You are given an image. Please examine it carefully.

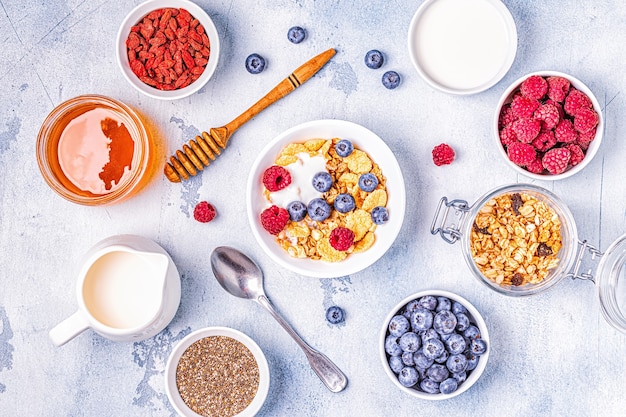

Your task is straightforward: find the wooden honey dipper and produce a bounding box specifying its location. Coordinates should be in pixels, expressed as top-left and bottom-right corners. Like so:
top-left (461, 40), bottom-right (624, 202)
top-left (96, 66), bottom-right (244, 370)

top-left (164, 48), bottom-right (337, 182)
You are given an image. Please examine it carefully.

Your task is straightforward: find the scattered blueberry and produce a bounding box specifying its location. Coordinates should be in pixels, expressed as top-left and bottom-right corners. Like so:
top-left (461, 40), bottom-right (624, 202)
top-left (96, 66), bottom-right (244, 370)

top-left (286, 201), bottom-right (307, 221)
top-left (410, 307), bottom-right (433, 332)
top-left (334, 193), bottom-right (356, 213)
top-left (426, 364), bottom-right (449, 383)
top-left (312, 171), bottom-right (333, 192)
top-left (398, 367), bottom-right (419, 387)
top-left (382, 70), bottom-right (401, 89)
top-left (385, 335), bottom-right (403, 356)
top-left (439, 378), bottom-right (458, 395)
top-left (413, 350), bottom-right (434, 369)
top-left (470, 338), bottom-right (487, 355)
top-left (436, 297), bottom-right (452, 312)
top-left (446, 354), bottom-right (468, 374)
top-left (419, 295), bottom-right (438, 310)
top-left (399, 332), bottom-right (421, 353)
top-left (335, 139), bottom-right (354, 157)
top-left (388, 355), bottom-right (404, 374)
top-left (455, 313), bottom-right (470, 332)
top-left (420, 378), bottom-right (440, 394)
top-left (444, 333), bottom-right (466, 355)
top-left (245, 53), bottom-right (266, 74)
top-left (325, 306), bottom-right (345, 324)
top-left (388, 315), bottom-right (410, 337)
top-left (364, 49), bottom-right (384, 69)
top-left (433, 310), bottom-right (458, 335)
top-left (287, 26), bottom-right (306, 44)
top-left (401, 351), bottom-right (416, 366)
top-left (307, 198), bottom-right (331, 221)
top-left (371, 206), bottom-right (389, 225)
top-left (358, 173), bottom-right (379, 192)
top-left (422, 338), bottom-right (445, 360)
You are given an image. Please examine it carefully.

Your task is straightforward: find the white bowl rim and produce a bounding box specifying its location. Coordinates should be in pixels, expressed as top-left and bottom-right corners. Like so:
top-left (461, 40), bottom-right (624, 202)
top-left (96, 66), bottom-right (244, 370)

top-left (116, 0), bottom-right (220, 100)
top-left (493, 70), bottom-right (604, 180)
top-left (407, 0), bottom-right (517, 95)
top-left (164, 326), bottom-right (270, 417)
top-left (379, 290), bottom-right (490, 400)
top-left (246, 119), bottom-right (406, 278)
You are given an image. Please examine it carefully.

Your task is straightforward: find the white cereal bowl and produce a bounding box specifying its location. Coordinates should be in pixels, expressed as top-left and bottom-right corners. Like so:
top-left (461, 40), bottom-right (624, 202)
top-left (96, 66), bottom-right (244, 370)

top-left (165, 326), bottom-right (270, 417)
top-left (494, 71), bottom-right (604, 180)
top-left (380, 290), bottom-right (490, 400)
top-left (407, 0), bottom-right (517, 95)
top-left (246, 119), bottom-right (406, 278)
top-left (116, 0), bottom-right (220, 100)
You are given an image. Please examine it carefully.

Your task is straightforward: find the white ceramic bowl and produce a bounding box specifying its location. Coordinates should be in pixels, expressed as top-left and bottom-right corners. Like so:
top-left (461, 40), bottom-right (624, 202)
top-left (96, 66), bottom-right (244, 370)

top-left (494, 71), bottom-right (604, 180)
top-left (165, 326), bottom-right (270, 417)
top-left (407, 0), bottom-right (517, 95)
top-left (116, 0), bottom-right (220, 100)
top-left (380, 290), bottom-right (490, 400)
top-left (246, 119), bottom-right (406, 278)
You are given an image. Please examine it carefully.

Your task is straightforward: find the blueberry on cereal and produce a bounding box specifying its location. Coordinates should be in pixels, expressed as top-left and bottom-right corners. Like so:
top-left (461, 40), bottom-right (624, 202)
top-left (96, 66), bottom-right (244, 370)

top-left (307, 198), bottom-right (331, 221)
top-left (371, 206), bottom-right (389, 225)
top-left (333, 193), bottom-right (356, 213)
top-left (287, 201), bottom-right (307, 221)
top-left (335, 139), bottom-right (354, 157)
top-left (312, 172), bottom-right (333, 192)
top-left (358, 173), bottom-right (378, 192)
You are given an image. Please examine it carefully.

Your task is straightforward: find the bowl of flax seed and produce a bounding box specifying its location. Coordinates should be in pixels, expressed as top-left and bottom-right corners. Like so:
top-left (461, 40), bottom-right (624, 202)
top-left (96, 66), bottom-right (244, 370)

top-left (165, 327), bottom-right (270, 417)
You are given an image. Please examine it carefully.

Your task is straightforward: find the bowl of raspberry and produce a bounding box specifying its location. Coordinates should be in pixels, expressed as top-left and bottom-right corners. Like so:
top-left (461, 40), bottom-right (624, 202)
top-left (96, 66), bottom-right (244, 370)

top-left (246, 119), bottom-right (406, 278)
top-left (494, 71), bottom-right (603, 180)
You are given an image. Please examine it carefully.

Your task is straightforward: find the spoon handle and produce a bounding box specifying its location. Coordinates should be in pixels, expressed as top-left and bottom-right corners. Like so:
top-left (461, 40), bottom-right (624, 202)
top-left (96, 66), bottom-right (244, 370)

top-left (257, 295), bottom-right (348, 393)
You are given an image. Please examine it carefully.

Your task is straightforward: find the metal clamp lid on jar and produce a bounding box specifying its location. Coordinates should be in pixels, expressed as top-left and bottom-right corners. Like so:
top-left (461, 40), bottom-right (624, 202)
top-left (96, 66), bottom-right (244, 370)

top-left (429, 183), bottom-right (626, 334)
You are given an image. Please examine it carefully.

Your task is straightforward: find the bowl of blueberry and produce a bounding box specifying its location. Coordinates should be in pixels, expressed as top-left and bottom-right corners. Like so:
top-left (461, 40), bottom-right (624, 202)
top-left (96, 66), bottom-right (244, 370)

top-left (380, 290), bottom-right (490, 399)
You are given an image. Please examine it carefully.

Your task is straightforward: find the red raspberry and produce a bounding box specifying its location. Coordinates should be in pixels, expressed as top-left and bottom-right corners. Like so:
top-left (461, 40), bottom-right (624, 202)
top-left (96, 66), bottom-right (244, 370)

top-left (554, 119), bottom-right (578, 143)
top-left (511, 94), bottom-right (540, 119)
top-left (507, 142), bottom-right (536, 166)
top-left (260, 205), bottom-right (289, 235)
top-left (545, 99), bottom-right (565, 119)
top-left (262, 165), bottom-right (292, 192)
top-left (526, 156), bottom-right (545, 174)
top-left (498, 104), bottom-right (517, 128)
top-left (573, 107), bottom-right (599, 133)
top-left (533, 103), bottom-right (560, 129)
top-left (532, 130), bottom-right (557, 152)
top-left (542, 148), bottom-right (571, 175)
top-left (565, 143), bottom-right (585, 166)
top-left (499, 125), bottom-right (517, 146)
top-left (577, 127), bottom-right (597, 150)
top-left (193, 201), bottom-right (217, 223)
top-left (432, 143), bottom-right (455, 166)
top-left (511, 118), bottom-right (541, 143)
top-left (520, 75), bottom-right (548, 100)
top-left (329, 227), bottom-right (355, 251)
top-left (564, 88), bottom-right (592, 116)
top-left (546, 76), bottom-right (570, 102)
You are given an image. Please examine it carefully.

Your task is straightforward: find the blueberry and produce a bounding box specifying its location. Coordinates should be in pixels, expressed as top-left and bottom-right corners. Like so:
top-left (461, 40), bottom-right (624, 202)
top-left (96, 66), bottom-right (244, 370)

top-left (410, 308), bottom-right (433, 332)
top-left (427, 364), bottom-right (449, 383)
top-left (444, 333), bottom-right (467, 355)
top-left (436, 296), bottom-right (452, 312)
top-left (333, 193), bottom-right (355, 213)
top-left (422, 338), bottom-right (445, 360)
top-left (382, 70), bottom-right (400, 89)
top-left (439, 378), bottom-right (458, 395)
top-left (358, 173), bottom-right (378, 192)
top-left (311, 172), bottom-right (332, 192)
top-left (388, 315), bottom-right (410, 337)
top-left (446, 353), bottom-right (468, 374)
top-left (434, 349), bottom-right (449, 364)
top-left (452, 371), bottom-right (467, 384)
top-left (287, 26), bottom-right (306, 44)
top-left (388, 355), bottom-right (404, 374)
top-left (335, 139), bottom-right (353, 157)
top-left (433, 310), bottom-right (458, 335)
top-left (420, 328), bottom-right (439, 344)
top-left (325, 306), bottom-right (344, 324)
top-left (364, 49), bottom-right (384, 69)
top-left (401, 351), bottom-right (415, 366)
top-left (463, 325), bottom-right (481, 340)
top-left (465, 353), bottom-right (479, 371)
top-left (419, 295), bottom-right (438, 310)
top-left (413, 350), bottom-right (434, 369)
top-left (286, 201), bottom-right (307, 222)
top-left (398, 366), bottom-right (419, 387)
top-left (399, 332), bottom-right (421, 353)
top-left (452, 301), bottom-right (468, 315)
top-left (371, 206), bottom-right (389, 225)
top-left (455, 313), bottom-right (470, 332)
top-left (245, 53), bottom-right (266, 74)
top-left (402, 299), bottom-right (421, 319)
top-left (385, 335), bottom-right (402, 356)
top-left (470, 338), bottom-right (488, 355)
top-left (420, 378), bottom-right (440, 394)
top-left (307, 198), bottom-right (331, 221)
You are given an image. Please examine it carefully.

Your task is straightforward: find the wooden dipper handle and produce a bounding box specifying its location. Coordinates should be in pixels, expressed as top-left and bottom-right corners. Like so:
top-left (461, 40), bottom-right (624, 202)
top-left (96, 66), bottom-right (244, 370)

top-left (164, 48), bottom-right (337, 182)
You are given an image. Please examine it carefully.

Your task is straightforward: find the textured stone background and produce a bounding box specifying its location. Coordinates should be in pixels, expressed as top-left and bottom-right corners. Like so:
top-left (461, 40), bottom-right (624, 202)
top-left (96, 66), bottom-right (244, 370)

top-left (1, 0), bottom-right (625, 415)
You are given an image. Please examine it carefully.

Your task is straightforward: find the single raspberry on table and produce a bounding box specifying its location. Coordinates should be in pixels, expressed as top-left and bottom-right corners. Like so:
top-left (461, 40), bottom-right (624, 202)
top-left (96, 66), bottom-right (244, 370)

top-left (555, 119), bottom-right (578, 143)
top-left (533, 103), bottom-right (561, 129)
top-left (499, 125), bottom-right (518, 146)
top-left (262, 165), bottom-right (292, 192)
top-left (520, 75), bottom-right (548, 100)
top-left (532, 130), bottom-right (557, 152)
top-left (542, 148), bottom-right (571, 175)
top-left (564, 89), bottom-right (593, 116)
top-left (499, 104), bottom-right (518, 128)
top-left (566, 143), bottom-right (585, 166)
top-left (547, 76), bottom-right (571, 102)
top-left (511, 118), bottom-right (541, 143)
top-left (573, 107), bottom-right (599, 133)
top-left (193, 201), bottom-right (217, 223)
top-left (511, 94), bottom-right (540, 119)
top-left (432, 143), bottom-right (455, 166)
top-left (507, 141), bottom-right (536, 166)
top-left (526, 156), bottom-right (545, 174)
top-left (260, 205), bottom-right (290, 235)
top-left (329, 227), bottom-right (355, 251)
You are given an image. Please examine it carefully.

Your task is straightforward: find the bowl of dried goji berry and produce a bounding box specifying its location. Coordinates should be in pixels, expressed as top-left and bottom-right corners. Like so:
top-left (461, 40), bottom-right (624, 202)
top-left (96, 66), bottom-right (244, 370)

top-left (116, 0), bottom-right (220, 100)
top-left (494, 71), bottom-right (603, 180)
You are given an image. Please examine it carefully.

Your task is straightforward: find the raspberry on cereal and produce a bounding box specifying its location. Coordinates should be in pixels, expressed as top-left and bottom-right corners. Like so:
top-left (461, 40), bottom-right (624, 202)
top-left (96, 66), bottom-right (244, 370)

top-left (520, 75), bottom-right (548, 100)
top-left (526, 156), bottom-right (545, 174)
top-left (564, 89), bottom-right (592, 116)
top-left (542, 148), bottom-right (571, 175)
top-left (511, 94), bottom-right (540, 119)
top-left (500, 125), bottom-right (518, 147)
top-left (499, 104), bottom-right (518, 128)
top-left (565, 143), bottom-right (585, 166)
top-left (511, 118), bottom-right (541, 143)
top-left (506, 142), bottom-right (536, 166)
top-left (554, 119), bottom-right (578, 143)
top-left (533, 103), bottom-right (561, 129)
top-left (193, 201), bottom-right (217, 223)
top-left (329, 227), bottom-right (355, 252)
top-left (547, 76), bottom-right (571, 102)
top-left (573, 107), bottom-right (599, 133)
top-left (263, 165), bottom-right (292, 192)
top-left (260, 205), bottom-right (290, 235)
top-left (432, 143), bottom-right (455, 166)
top-left (532, 130), bottom-right (557, 152)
